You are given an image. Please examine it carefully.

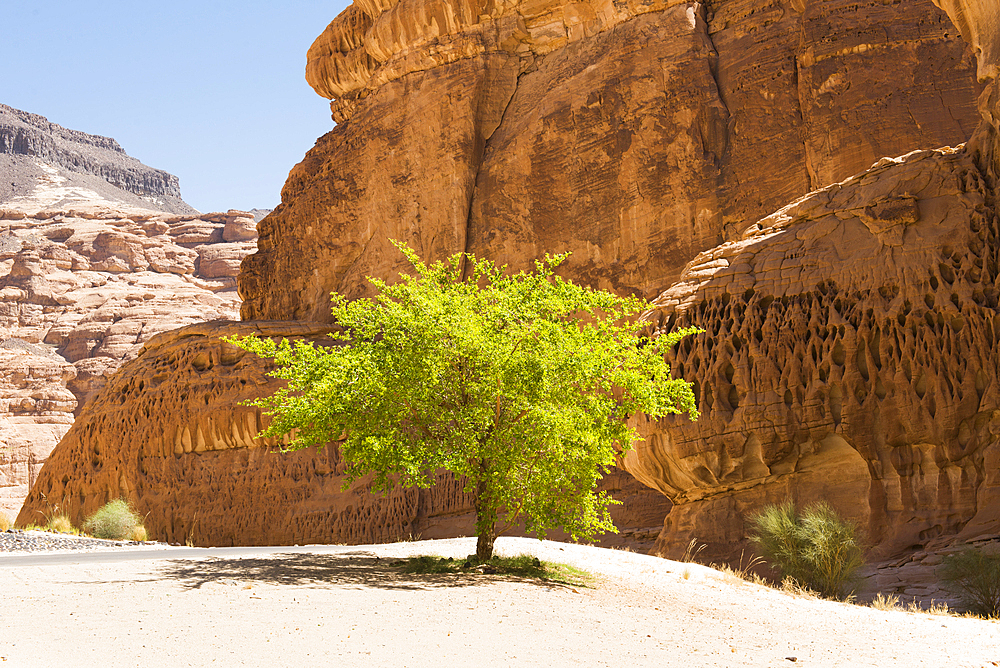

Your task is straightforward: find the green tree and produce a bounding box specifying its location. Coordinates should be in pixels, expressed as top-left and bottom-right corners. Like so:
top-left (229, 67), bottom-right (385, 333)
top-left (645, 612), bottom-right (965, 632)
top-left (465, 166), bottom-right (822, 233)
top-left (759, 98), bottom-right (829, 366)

top-left (229, 241), bottom-right (700, 560)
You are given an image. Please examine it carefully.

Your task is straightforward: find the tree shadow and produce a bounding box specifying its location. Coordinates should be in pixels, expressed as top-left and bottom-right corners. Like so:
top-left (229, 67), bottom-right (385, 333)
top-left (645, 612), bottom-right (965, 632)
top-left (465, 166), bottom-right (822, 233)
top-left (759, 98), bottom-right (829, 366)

top-left (158, 551), bottom-right (561, 591)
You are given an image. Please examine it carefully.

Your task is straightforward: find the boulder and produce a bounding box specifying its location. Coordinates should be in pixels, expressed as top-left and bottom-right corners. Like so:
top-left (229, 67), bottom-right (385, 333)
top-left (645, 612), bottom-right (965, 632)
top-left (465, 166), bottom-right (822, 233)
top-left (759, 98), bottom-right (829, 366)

top-left (197, 242), bottom-right (256, 280)
top-left (222, 215), bottom-right (257, 242)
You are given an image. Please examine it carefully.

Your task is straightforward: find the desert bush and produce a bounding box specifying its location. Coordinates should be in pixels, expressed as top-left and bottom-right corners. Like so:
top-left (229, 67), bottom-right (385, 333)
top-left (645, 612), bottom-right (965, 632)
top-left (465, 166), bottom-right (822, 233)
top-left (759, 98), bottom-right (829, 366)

top-left (83, 500), bottom-right (146, 541)
top-left (0, 512), bottom-right (10, 532)
top-left (941, 548), bottom-right (1000, 618)
top-left (869, 592), bottom-right (902, 611)
top-left (46, 513), bottom-right (75, 534)
top-left (749, 500), bottom-right (864, 598)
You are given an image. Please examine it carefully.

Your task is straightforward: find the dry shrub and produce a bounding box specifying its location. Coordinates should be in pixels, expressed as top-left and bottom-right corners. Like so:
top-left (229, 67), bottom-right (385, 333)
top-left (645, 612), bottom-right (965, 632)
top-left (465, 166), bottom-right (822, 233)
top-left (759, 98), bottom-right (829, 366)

top-left (941, 548), bottom-right (1000, 618)
top-left (748, 500), bottom-right (864, 599)
top-left (870, 592), bottom-right (902, 611)
top-left (0, 513), bottom-right (10, 532)
top-left (47, 514), bottom-right (75, 534)
top-left (83, 500), bottom-right (146, 541)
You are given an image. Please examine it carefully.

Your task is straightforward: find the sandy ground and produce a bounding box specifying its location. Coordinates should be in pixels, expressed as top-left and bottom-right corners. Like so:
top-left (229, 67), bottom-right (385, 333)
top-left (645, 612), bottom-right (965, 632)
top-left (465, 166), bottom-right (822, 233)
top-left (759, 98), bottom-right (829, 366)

top-left (0, 537), bottom-right (997, 667)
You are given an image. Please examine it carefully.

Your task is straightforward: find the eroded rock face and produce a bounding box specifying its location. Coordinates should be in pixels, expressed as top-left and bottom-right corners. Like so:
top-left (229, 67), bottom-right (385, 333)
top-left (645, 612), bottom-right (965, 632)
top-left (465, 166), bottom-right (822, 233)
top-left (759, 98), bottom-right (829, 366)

top-left (612, 0), bottom-right (1000, 566)
top-left (0, 205), bottom-right (256, 517)
top-left (0, 341), bottom-right (76, 518)
top-left (240, 0), bottom-right (981, 321)
top-left (627, 145), bottom-right (1000, 561)
top-left (15, 321), bottom-right (664, 548)
top-left (933, 0), bottom-right (1000, 193)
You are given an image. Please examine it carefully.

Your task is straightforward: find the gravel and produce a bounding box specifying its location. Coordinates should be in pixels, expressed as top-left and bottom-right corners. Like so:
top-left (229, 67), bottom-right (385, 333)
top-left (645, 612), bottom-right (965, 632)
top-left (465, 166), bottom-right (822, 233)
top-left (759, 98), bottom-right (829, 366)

top-left (0, 528), bottom-right (160, 554)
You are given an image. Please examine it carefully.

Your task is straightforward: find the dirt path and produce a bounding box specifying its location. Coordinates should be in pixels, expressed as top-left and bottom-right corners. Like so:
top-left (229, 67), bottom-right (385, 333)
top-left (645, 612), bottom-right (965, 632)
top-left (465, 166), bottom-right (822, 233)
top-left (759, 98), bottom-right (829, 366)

top-left (0, 537), bottom-right (996, 667)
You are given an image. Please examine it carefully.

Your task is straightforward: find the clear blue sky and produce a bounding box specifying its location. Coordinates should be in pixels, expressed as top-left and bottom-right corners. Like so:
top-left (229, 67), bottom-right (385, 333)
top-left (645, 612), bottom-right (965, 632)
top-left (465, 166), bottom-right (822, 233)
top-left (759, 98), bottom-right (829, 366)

top-left (2, 1), bottom-right (352, 213)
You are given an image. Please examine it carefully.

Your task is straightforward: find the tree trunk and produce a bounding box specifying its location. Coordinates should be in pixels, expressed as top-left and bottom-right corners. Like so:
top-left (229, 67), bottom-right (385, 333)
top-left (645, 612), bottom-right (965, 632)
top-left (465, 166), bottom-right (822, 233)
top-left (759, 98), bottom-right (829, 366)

top-left (476, 527), bottom-right (495, 562)
top-left (474, 460), bottom-right (496, 562)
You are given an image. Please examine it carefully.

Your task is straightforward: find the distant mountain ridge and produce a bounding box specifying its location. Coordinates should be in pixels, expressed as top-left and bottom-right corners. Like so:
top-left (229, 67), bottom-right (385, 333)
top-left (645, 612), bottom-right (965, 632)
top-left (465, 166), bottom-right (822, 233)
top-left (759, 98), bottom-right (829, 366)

top-left (0, 103), bottom-right (197, 215)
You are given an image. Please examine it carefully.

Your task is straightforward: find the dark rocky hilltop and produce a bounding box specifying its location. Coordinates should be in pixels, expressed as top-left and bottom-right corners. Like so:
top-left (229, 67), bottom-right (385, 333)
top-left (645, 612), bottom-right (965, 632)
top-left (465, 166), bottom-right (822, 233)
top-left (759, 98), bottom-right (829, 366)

top-left (0, 104), bottom-right (197, 215)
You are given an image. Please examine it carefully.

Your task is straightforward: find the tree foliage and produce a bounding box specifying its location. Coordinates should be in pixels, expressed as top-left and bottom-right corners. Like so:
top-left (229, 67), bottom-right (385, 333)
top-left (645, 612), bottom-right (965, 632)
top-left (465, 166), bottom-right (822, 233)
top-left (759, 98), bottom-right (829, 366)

top-left (229, 242), bottom-right (700, 559)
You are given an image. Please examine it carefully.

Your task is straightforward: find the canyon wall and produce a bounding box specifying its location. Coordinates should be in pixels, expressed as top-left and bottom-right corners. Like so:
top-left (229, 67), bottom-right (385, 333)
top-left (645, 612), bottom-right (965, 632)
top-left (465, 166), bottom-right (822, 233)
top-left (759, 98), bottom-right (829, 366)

top-left (630, 145), bottom-right (1000, 561)
top-left (627, 0), bottom-right (1000, 562)
top-left (240, 0), bottom-right (981, 321)
top-left (0, 204), bottom-right (255, 518)
top-left (19, 0), bottom-right (999, 566)
top-left (0, 105), bottom-right (262, 518)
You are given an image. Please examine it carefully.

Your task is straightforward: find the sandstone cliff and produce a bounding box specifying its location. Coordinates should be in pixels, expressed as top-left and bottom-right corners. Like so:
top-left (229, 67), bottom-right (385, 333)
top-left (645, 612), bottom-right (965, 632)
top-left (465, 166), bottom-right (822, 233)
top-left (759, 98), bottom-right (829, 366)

top-left (622, 0), bottom-right (1000, 565)
top-left (0, 204), bottom-right (256, 517)
top-left (240, 0), bottom-right (981, 321)
top-left (0, 104), bottom-right (196, 216)
top-left (629, 145), bottom-right (1000, 561)
top-left (17, 0), bottom-right (999, 586)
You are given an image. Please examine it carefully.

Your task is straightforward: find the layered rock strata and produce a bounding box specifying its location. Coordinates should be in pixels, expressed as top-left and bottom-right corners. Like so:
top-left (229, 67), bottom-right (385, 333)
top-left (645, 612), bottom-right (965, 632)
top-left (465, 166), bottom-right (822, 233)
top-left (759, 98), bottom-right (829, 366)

top-left (0, 205), bottom-right (256, 517)
top-left (0, 104), bottom-right (196, 215)
top-left (241, 0), bottom-right (981, 321)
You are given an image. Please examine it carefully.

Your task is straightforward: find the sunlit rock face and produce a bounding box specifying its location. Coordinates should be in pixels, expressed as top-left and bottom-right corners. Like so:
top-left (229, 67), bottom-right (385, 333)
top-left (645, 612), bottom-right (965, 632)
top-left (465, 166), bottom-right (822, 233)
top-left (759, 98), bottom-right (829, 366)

top-left (239, 0), bottom-right (982, 322)
top-left (0, 205), bottom-right (255, 518)
top-left (620, 0), bottom-right (1000, 565)
top-left (629, 142), bottom-right (1000, 561)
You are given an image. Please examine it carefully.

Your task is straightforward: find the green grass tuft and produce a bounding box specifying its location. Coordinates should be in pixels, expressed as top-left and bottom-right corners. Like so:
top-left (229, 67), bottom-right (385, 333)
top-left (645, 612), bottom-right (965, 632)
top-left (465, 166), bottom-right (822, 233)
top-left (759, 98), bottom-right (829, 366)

top-left (748, 500), bottom-right (864, 599)
top-left (46, 514), bottom-right (76, 534)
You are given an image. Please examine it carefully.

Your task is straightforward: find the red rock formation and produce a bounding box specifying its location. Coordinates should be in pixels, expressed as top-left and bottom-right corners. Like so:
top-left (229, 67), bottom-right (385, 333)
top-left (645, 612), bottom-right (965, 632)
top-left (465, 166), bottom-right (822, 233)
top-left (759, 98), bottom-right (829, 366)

top-left (627, 145), bottom-right (1000, 562)
top-left (0, 204), bottom-right (256, 517)
top-left (625, 0), bottom-right (1000, 563)
top-left (240, 0), bottom-right (981, 321)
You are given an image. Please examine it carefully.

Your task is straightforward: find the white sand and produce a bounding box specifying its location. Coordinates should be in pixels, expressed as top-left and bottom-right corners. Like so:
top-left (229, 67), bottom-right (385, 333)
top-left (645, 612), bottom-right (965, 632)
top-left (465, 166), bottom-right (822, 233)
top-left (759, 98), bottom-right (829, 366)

top-left (0, 537), bottom-right (996, 667)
